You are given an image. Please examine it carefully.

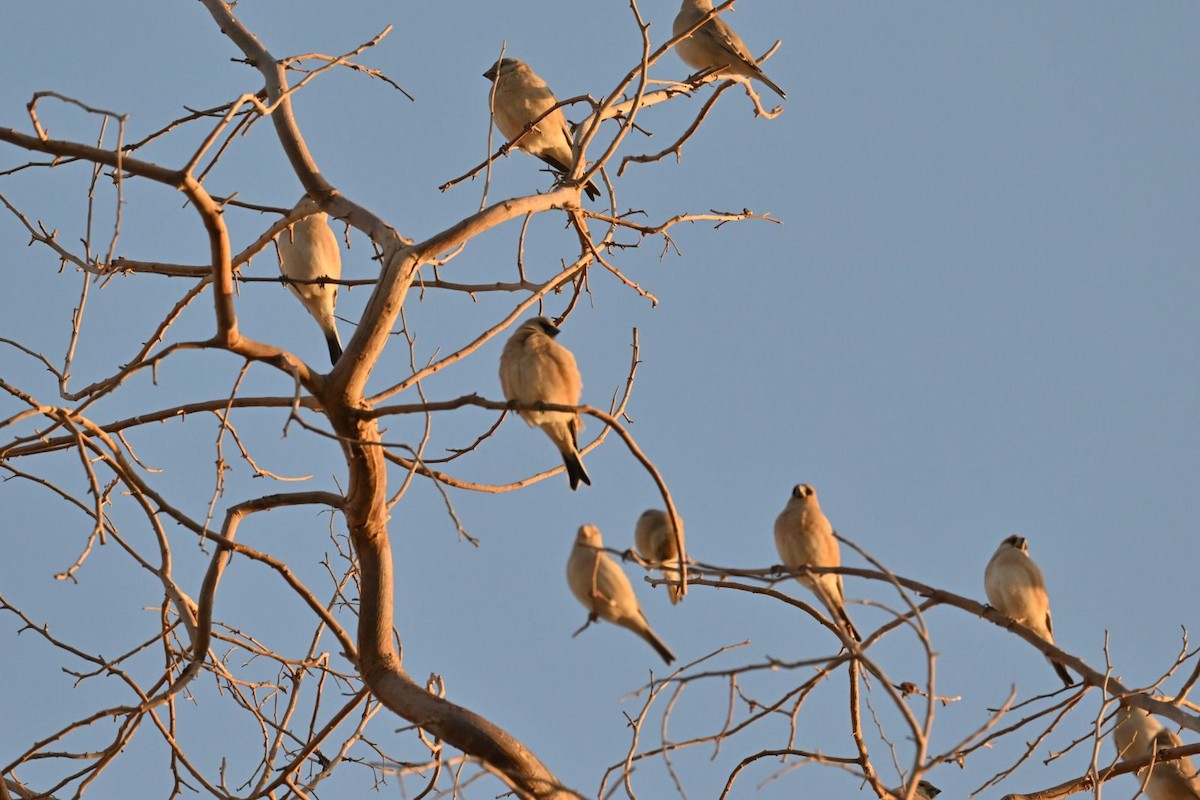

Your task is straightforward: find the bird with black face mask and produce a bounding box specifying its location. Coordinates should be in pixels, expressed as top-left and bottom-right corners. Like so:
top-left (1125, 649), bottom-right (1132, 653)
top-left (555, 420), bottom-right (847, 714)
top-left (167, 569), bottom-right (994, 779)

top-left (773, 483), bottom-right (861, 642)
top-left (499, 316), bottom-right (590, 490)
top-left (483, 58), bottom-right (600, 200)
top-left (984, 534), bottom-right (1073, 687)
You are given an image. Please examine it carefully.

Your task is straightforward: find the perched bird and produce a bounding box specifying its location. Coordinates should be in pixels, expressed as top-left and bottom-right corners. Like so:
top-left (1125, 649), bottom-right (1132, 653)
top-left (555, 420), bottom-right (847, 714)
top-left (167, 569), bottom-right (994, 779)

top-left (886, 780), bottom-right (941, 800)
top-left (276, 198), bottom-right (343, 366)
top-left (483, 58), bottom-right (601, 200)
top-left (773, 484), bottom-right (861, 641)
top-left (567, 524), bottom-right (675, 664)
top-left (1115, 703), bottom-right (1164, 761)
top-left (634, 509), bottom-right (686, 604)
top-left (1144, 728), bottom-right (1200, 800)
top-left (672, 0), bottom-right (786, 101)
top-left (983, 535), bottom-right (1074, 687)
top-left (1114, 704), bottom-right (1200, 800)
top-left (498, 316), bottom-right (590, 489)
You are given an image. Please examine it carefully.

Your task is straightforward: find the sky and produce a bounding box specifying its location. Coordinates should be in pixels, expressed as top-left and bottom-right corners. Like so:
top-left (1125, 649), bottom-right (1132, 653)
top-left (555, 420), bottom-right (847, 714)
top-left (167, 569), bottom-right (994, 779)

top-left (1, 2), bottom-right (1198, 799)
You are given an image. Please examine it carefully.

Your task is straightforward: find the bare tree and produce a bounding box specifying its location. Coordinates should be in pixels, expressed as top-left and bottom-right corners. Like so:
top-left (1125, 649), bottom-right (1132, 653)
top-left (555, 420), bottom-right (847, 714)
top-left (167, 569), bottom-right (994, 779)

top-left (2, 4), bottom-right (1197, 800)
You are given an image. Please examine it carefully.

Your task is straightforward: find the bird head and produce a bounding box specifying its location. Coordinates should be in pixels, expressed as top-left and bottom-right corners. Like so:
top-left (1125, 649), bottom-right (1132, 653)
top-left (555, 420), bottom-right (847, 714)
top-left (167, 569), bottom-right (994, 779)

top-left (790, 483), bottom-right (816, 501)
top-left (483, 58), bottom-right (524, 81)
top-left (1002, 534), bottom-right (1028, 552)
top-left (524, 316), bottom-right (561, 337)
top-left (576, 524), bottom-right (603, 547)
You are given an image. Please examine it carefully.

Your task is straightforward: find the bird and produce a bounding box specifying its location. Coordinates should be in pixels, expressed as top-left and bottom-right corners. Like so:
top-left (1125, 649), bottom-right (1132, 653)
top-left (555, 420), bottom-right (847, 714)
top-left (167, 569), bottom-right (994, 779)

top-left (1114, 704), bottom-right (1200, 800)
top-left (567, 524), bottom-right (675, 664)
top-left (773, 484), bottom-right (861, 641)
top-left (482, 58), bottom-right (601, 200)
top-left (633, 509), bottom-right (686, 604)
top-left (983, 535), bottom-right (1074, 687)
top-left (498, 316), bottom-right (590, 489)
top-left (672, 0), bottom-right (786, 101)
top-left (1144, 728), bottom-right (1200, 800)
top-left (886, 780), bottom-right (942, 800)
top-left (276, 198), bottom-right (343, 366)
top-left (1115, 702), bottom-right (1163, 761)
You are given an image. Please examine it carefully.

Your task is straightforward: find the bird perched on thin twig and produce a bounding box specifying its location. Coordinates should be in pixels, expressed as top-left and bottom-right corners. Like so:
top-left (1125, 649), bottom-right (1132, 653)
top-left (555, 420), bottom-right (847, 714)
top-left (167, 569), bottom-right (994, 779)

top-left (673, 0), bottom-right (786, 101)
top-left (567, 524), bottom-right (675, 664)
top-left (276, 197), bottom-right (343, 366)
top-left (886, 780), bottom-right (941, 800)
top-left (773, 484), bottom-right (861, 641)
top-left (984, 535), bottom-right (1074, 688)
top-left (483, 58), bottom-right (601, 200)
top-left (634, 509), bottom-right (686, 604)
top-left (1114, 703), bottom-right (1200, 800)
top-left (498, 316), bottom-right (590, 490)
top-left (1115, 702), bottom-right (1163, 762)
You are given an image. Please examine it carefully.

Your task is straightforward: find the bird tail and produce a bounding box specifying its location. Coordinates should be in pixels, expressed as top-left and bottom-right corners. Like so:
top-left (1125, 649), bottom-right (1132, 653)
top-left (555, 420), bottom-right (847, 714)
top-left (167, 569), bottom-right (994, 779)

top-left (535, 153), bottom-right (601, 201)
top-left (1050, 657), bottom-right (1074, 687)
top-left (753, 68), bottom-right (787, 101)
top-left (638, 627), bottom-right (675, 665)
top-left (325, 329), bottom-right (343, 366)
top-left (661, 562), bottom-right (684, 605)
top-left (561, 447), bottom-right (591, 490)
top-left (837, 606), bottom-right (862, 643)
top-left (813, 580), bottom-right (861, 642)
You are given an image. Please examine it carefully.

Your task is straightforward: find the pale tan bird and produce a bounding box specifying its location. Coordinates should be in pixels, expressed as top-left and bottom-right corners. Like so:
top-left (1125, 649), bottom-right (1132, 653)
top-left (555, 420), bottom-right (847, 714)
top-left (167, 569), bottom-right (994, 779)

top-left (1144, 728), bottom-right (1200, 800)
top-left (1115, 703), bottom-right (1163, 761)
top-left (773, 484), bottom-right (861, 641)
top-left (634, 509), bottom-right (686, 604)
top-left (277, 199), bottom-right (343, 366)
top-left (498, 316), bottom-right (590, 489)
top-left (1115, 704), bottom-right (1200, 800)
top-left (483, 58), bottom-right (601, 200)
top-left (886, 780), bottom-right (941, 800)
top-left (567, 524), bottom-right (675, 664)
top-left (672, 0), bottom-right (786, 101)
top-left (984, 535), bottom-right (1073, 687)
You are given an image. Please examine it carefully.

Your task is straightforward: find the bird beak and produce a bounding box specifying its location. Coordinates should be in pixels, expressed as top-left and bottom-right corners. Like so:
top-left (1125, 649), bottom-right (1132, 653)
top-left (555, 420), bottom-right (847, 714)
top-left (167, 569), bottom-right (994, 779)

top-left (483, 67), bottom-right (497, 80)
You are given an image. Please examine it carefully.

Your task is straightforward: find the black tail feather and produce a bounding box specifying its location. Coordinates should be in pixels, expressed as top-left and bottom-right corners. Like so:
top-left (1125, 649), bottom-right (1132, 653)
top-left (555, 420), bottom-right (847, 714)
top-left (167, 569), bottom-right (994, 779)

top-left (325, 332), bottom-right (343, 367)
top-left (1051, 658), bottom-right (1074, 687)
top-left (563, 450), bottom-right (591, 490)
top-left (838, 607), bottom-right (862, 643)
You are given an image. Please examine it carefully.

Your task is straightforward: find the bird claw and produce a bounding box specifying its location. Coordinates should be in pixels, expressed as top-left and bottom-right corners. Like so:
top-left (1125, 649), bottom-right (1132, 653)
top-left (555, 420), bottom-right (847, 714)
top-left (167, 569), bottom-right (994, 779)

top-left (571, 614), bottom-right (598, 638)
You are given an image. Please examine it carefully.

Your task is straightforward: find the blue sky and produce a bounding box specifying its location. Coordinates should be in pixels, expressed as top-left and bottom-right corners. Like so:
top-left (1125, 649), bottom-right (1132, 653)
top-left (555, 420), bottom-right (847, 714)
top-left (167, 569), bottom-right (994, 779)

top-left (1, 2), bottom-right (1198, 798)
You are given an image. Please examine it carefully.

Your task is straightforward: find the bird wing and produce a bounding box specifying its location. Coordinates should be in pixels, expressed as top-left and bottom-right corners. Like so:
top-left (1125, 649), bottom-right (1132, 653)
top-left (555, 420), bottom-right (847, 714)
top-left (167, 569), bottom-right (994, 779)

top-left (708, 15), bottom-right (759, 69)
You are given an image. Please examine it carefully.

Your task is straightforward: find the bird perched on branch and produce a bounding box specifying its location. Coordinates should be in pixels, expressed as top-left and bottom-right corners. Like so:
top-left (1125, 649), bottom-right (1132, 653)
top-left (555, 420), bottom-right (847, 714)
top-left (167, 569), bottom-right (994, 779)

top-left (1114, 703), bottom-right (1200, 800)
top-left (773, 483), bottom-right (861, 641)
top-left (567, 524), bottom-right (675, 664)
top-left (276, 198), bottom-right (343, 366)
top-left (483, 57), bottom-right (601, 200)
top-left (886, 780), bottom-right (941, 800)
top-left (634, 509), bottom-right (686, 604)
top-left (673, 0), bottom-right (786, 101)
top-left (984, 535), bottom-right (1074, 688)
top-left (498, 316), bottom-right (590, 489)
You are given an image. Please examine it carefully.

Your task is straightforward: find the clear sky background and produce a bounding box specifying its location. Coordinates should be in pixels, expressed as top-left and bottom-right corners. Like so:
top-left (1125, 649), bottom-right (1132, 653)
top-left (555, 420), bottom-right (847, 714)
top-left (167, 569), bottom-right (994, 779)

top-left (1, 2), bottom-right (1197, 799)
